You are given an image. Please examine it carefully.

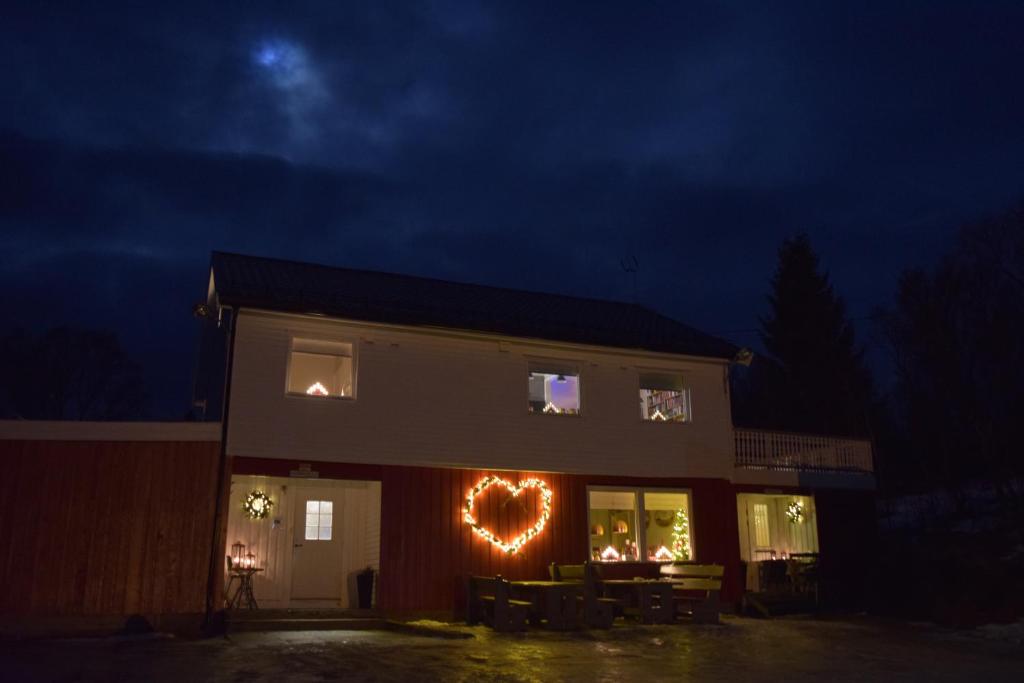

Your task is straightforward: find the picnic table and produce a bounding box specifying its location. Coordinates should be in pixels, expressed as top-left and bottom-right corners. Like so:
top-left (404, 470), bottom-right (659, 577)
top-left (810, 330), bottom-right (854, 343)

top-left (508, 580), bottom-right (584, 630)
top-left (600, 579), bottom-right (674, 624)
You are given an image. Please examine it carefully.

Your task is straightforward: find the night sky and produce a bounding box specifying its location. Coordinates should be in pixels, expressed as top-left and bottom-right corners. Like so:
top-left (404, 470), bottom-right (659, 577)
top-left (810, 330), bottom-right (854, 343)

top-left (3, 1), bottom-right (1023, 418)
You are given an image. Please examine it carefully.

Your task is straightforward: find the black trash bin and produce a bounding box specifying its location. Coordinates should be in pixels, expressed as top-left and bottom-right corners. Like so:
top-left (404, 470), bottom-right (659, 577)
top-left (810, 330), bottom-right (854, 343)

top-left (356, 567), bottom-right (375, 609)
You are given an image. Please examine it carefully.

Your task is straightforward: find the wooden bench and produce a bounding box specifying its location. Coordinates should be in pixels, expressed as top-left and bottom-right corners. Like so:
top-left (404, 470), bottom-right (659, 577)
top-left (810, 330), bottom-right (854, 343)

top-left (466, 575), bottom-right (531, 632)
top-left (659, 563), bottom-right (724, 624)
top-left (549, 562), bottom-right (617, 629)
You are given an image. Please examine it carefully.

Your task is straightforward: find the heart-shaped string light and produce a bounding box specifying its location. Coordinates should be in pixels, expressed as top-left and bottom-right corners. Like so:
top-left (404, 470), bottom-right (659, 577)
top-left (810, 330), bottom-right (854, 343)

top-left (463, 475), bottom-right (552, 554)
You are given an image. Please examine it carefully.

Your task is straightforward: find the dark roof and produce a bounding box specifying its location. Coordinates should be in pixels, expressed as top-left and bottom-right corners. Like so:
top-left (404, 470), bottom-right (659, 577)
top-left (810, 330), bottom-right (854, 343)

top-left (210, 251), bottom-right (737, 360)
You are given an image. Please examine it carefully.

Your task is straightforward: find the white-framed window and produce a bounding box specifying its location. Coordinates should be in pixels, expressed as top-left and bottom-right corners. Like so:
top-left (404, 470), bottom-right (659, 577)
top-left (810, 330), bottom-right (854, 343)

top-left (304, 500), bottom-right (333, 540)
top-left (287, 338), bottom-right (355, 399)
top-left (587, 487), bottom-right (694, 562)
top-left (527, 362), bottom-right (581, 415)
top-left (752, 503), bottom-right (771, 548)
top-left (639, 371), bottom-right (691, 422)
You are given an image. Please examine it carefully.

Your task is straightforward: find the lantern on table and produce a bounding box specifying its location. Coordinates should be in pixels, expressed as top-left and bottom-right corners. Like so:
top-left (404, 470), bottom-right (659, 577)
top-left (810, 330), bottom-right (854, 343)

top-left (231, 542), bottom-right (245, 569)
top-left (245, 550), bottom-right (257, 569)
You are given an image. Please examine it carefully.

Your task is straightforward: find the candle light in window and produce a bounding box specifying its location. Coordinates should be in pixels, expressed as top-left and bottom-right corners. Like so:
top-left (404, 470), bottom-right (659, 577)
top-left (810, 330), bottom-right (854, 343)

top-left (653, 545), bottom-right (673, 561)
top-left (601, 545), bottom-right (620, 561)
top-left (651, 409), bottom-right (667, 421)
top-left (306, 381), bottom-right (329, 396)
top-left (542, 401), bottom-right (561, 414)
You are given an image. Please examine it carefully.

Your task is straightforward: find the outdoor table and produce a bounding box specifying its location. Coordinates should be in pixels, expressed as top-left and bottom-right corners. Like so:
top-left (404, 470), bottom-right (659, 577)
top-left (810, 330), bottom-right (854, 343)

top-left (600, 579), bottom-right (675, 624)
top-left (227, 568), bottom-right (264, 609)
top-left (508, 580), bottom-right (584, 630)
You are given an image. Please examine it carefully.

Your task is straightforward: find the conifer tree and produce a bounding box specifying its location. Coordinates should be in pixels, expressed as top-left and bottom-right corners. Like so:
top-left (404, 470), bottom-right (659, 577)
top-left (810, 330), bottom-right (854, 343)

top-left (751, 234), bottom-right (874, 436)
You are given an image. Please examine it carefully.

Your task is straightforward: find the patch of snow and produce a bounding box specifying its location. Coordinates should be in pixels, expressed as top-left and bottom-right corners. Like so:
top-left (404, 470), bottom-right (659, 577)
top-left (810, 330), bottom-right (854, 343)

top-left (974, 620), bottom-right (1024, 645)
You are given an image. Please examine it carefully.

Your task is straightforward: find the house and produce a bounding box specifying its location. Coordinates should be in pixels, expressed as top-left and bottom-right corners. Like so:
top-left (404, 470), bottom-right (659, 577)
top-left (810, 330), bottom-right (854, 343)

top-left (0, 251), bottom-right (875, 633)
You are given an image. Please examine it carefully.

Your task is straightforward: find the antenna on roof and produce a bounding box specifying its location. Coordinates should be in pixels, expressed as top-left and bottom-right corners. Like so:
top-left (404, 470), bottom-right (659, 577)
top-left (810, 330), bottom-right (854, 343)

top-left (620, 255), bottom-right (638, 303)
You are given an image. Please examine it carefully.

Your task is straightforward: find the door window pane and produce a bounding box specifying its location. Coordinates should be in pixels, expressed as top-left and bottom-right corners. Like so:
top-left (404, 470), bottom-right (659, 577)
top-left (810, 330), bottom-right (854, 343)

top-left (753, 503), bottom-right (771, 548)
top-left (303, 500), bottom-right (334, 541)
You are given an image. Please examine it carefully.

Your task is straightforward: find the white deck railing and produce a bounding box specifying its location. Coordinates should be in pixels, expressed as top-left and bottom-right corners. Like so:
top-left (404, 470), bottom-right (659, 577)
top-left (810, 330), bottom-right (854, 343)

top-left (735, 428), bottom-right (873, 473)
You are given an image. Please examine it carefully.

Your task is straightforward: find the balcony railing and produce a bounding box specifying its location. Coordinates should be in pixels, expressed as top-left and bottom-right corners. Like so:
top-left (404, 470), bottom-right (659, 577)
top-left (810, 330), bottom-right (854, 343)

top-left (735, 428), bottom-right (873, 473)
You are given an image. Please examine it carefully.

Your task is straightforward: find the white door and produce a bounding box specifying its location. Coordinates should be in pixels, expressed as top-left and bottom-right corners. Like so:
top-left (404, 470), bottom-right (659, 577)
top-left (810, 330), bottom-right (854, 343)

top-left (291, 488), bottom-right (344, 601)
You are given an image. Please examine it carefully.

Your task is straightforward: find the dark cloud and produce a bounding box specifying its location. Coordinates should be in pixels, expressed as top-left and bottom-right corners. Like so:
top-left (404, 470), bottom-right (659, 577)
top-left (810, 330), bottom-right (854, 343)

top-left (2, 1), bottom-right (1024, 416)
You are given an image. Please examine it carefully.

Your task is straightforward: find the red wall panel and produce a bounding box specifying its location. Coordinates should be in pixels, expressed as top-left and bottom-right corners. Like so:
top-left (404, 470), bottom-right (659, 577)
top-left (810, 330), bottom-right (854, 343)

top-left (374, 466), bottom-right (743, 613)
top-left (0, 440), bottom-right (222, 618)
top-left (230, 457), bottom-right (778, 613)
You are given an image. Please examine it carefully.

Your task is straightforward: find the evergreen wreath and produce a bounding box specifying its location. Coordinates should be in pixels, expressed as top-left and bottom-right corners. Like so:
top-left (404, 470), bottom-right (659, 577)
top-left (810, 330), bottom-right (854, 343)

top-left (786, 500), bottom-right (804, 524)
top-left (242, 490), bottom-right (274, 519)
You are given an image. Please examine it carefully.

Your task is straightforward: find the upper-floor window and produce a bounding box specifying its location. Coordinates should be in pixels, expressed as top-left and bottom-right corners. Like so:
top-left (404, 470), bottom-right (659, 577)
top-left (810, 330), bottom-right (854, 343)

top-left (639, 372), bottom-right (691, 422)
top-left (287, 338), bottom-right (354, 398)
top-left (527, 363), bottom-right (580, 415)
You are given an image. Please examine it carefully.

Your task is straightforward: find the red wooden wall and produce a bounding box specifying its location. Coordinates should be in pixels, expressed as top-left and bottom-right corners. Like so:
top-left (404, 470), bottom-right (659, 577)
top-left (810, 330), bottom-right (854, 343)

top-left (232, 457), bottom-right (746, 613)
top-left (0, 439), bottom-right (222, 618)
top-left (375, 467), bottom-right (744, 613)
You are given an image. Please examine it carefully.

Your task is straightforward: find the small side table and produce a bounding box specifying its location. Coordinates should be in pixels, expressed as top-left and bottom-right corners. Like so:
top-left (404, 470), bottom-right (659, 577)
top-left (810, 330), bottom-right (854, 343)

top-left (226, 568), bottom-right (263, 609)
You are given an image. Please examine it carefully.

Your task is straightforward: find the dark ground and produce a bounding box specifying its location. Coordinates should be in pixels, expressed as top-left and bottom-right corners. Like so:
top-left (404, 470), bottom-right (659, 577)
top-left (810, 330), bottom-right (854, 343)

top-left (2, 616), bottom-right (1022, 682)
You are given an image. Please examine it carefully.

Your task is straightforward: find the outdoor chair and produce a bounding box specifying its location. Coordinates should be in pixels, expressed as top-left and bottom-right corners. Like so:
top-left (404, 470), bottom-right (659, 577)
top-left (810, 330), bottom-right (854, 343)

top-left (659, 563), bottom-right (724, 624)
top-left (466, 575), bottom-right (530, 632)
top-left (549, 562), bottom-right (616, 628)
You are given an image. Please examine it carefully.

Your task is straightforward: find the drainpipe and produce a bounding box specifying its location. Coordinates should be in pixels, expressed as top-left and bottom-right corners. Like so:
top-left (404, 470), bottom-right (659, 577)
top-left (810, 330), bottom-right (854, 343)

top-left (203, 306), bottom-right (237, 633)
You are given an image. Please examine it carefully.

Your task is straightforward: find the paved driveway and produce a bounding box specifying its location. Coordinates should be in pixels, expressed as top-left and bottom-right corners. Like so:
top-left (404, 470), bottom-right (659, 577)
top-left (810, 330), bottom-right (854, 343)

top-left (2, 616), bottom-right (1022, 682)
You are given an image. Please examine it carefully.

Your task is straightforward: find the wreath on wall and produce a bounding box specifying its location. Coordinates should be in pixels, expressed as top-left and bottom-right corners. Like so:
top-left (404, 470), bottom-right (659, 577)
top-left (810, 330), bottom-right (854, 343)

top-left (243, 490), bottom-right (274, 520)
top-left (786, 500), bottom-right (804, 524)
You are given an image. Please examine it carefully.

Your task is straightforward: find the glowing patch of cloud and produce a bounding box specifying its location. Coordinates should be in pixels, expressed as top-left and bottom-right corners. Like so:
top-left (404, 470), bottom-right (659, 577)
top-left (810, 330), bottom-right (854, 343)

top-left (250, 38), bottom-right (329, 148)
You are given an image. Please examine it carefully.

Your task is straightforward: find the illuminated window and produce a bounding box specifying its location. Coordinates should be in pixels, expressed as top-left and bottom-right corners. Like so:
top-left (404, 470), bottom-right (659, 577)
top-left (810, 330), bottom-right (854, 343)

top-left (304, 500), bottom-right (333, 540)
top-left (589, 490), bottom-right (638, 561)
top-left (287, 338), bottom-right (354, 398)
top-left (528, 363), bottom-right (580, 415)
top-left (587, 488), bottom-right (694, 562)
top-left (737, 493), bottom-right (818, 562)
top-left (752, 503), bottom-right (771, 548)
top-left (639, 372), bottom-right (691, 422)
top-left (642, 491), bottom-right (693, 562)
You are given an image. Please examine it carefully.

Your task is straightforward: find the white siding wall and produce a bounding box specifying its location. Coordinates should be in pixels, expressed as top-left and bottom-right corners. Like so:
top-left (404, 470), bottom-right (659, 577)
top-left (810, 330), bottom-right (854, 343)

top-left (227, 309), bottom-right (735, 479)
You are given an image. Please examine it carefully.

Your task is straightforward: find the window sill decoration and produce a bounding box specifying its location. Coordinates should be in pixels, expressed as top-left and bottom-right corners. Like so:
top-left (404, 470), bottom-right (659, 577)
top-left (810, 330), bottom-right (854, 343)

top-left (305, 382), bottom-right (329, 396)
top-left (243, 490), bottom-right (274, 520)
top-left (786, 499), bottom-right (804, 524)
top-left (463, 476), bottom-right (552, 554)
top-left (653, 545), bottom-right (674, 561)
